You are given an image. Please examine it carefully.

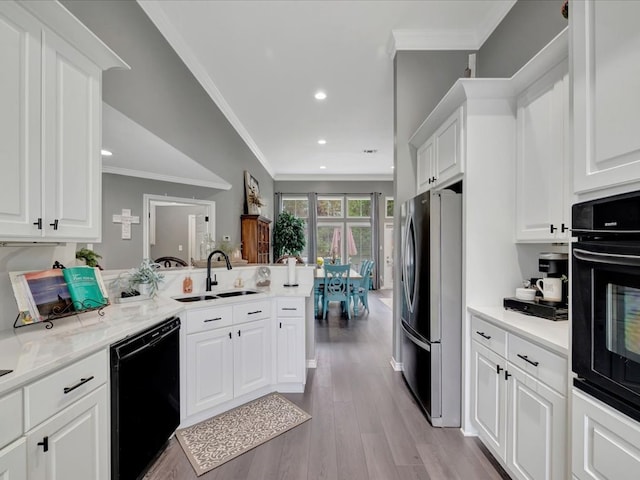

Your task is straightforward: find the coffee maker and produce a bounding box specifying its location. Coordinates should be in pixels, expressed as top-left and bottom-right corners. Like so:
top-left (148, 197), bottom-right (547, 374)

top-left (503, 252), bottom-right (568, 320)
top-left (537, 252), bottom-right (569, 306)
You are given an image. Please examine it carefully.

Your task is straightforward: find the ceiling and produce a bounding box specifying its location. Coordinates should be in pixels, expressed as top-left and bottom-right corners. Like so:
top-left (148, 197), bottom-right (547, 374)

top-left (132, 0), bottom-right (516, 181)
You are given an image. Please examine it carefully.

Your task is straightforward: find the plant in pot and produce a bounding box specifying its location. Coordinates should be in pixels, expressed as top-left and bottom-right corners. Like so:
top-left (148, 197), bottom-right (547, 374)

top-left (273, 211), bottom-right (306, 264)
top-left (117, 258), bottom-right (165, 298)
top-left (75, 247), bottom-right (103, 269)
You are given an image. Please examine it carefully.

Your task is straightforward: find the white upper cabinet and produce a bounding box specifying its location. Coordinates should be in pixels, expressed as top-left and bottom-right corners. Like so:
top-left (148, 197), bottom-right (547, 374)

top-left (415, 106), bottom-right (464, 194)
top-left (572, 1), bottom-right (640, 195)
top-left (515, 60), bottom-right (570, 242)
top-left (0, 1), bottom-right (128, 242)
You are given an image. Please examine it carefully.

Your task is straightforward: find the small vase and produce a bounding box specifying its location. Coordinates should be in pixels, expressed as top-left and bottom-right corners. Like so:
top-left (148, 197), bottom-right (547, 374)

top-left (138, 283), bottom-right (151, 297)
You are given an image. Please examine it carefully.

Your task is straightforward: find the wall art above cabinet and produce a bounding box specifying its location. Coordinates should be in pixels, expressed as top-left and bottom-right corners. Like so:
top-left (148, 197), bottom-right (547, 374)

top-left (0, 1), bottom-right (128, 243)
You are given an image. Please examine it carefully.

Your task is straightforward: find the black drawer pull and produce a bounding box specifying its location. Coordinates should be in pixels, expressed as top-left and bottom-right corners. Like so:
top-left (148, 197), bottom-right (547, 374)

top-left (228, 332), bottom-right (232, 339)
top-left (505, 370), bottom-right (512, 380)
top-left (238, 330), bottom-right (241, 337)
top-left (49, 219), bottom-right (59, 230)
top-left (33, 218), bottom-right (42, 229)
top-left (37, 436), bottom-right (49, 452)
top-left (204, 317), bottom-right (222, 323)
top-left (248, 310), bottom-right (262, 315)
top-left (496, 365), bottom-right (503, 374)
top-left (63, 376), bottom-right (94, 394)
top-left (282, 307), bottom-right (297, 311)
top-left (517, 354), bottom-right (539, 367)
top-left (476, 331), bottom-right (491, 340)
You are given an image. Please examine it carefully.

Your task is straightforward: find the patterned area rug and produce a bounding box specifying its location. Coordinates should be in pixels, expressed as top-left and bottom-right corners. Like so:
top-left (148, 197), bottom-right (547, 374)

top-left (176, 393), bottom-right (311, 476)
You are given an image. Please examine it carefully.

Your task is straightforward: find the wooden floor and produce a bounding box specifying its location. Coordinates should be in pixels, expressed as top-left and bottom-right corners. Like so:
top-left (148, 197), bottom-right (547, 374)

top-left (145, 290), bottom-right (510, 480)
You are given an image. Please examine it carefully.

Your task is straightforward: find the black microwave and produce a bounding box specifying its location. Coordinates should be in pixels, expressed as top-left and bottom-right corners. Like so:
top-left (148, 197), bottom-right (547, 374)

top-left (573, 190), bottom-right (640, 422)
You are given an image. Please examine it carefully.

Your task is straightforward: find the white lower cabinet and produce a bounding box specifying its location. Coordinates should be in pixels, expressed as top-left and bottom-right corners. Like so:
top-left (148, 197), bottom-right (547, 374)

top-left (0, 438), bottom-right (27, 480)
top-left (470, 315), bottom-right (567, 480)
top-left (186, 326), bottom-right (234, 415)
top-left (276, 298), bottom-right (306, 388)
top-left (27, 386), bottom-right (108, 480)
top-left (573, 388), bottom-right (640, 480)
top-left (183, 300), bottom-right (272, 418)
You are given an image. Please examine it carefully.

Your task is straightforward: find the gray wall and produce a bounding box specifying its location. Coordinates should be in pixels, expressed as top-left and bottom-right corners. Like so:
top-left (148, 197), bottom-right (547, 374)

top-left (62, 0), bottom-right (273, 267)
top-left (477, 0), bottom-right (567, 78)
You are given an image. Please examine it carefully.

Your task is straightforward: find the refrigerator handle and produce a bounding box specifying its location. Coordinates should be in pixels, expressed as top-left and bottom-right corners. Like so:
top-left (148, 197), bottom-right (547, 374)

top-left (401, 322), bottom-right (431, 351)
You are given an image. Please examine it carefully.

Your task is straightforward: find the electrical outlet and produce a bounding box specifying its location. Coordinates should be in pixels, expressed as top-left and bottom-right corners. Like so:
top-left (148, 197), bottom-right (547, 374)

top-left (178, 245), bottom-right (183, 251)
top-left (223, 235), bottom-right (231, 242)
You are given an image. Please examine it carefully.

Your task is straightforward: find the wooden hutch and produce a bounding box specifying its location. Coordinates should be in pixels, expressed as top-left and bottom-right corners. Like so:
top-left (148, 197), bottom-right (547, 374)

top-left (240, 215), bottom-right (271, 264)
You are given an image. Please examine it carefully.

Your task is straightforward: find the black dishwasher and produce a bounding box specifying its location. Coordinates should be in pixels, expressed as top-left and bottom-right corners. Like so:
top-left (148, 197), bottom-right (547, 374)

top-left (110, 316), bottom-right (180, 480)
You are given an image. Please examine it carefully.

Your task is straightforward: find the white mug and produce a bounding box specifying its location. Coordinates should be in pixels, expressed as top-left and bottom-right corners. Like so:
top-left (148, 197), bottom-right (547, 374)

top-left (536, 277), bottom-right (562, 302)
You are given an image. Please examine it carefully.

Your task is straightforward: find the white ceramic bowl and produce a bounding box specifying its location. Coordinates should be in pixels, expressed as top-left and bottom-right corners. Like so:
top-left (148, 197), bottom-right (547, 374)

top-left (515, 288), bottom-right (536, 301)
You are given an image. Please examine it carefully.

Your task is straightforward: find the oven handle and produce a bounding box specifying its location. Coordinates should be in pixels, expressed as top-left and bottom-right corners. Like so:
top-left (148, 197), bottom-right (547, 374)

top-left (573, 248), bottom-right (640, 267)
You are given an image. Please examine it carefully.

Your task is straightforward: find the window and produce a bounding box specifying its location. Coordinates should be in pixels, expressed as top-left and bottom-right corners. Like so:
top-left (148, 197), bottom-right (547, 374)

top-left (347, 197), bottom-right (371, 218)
top-left (385, 197), bottom-right (394, 218)
top-left (281, 195), bottom-right (309, 262)
top-left (317, 196), bottom-right (343, 218)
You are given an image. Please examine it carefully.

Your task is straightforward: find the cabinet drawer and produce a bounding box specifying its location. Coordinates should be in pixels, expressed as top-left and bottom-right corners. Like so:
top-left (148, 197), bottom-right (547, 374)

top-left (185, 305), bottom-right (233, 334)
top-left (0, 389), bottom-right (23, 448)
top-left (508, 334), bottom-right (567, 394)
top-left (24, 349), bottom-right (107, 430)
top-left (471, 316), bottom-right (507, 358)
top-left (234, 300), bottom-right (271, 324)
top-left (276, 298), bottom-right (305, 317)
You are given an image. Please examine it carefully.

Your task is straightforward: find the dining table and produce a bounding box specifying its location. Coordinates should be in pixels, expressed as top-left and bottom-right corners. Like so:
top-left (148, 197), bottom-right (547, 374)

top-left (314, 267), bottom-right (363, 318)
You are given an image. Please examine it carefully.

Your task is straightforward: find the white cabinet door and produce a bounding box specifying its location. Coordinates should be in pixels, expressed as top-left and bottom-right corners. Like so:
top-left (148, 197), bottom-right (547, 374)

top-left (515, 62), bottom-right (570, 242)
top-left (27, 386), bottom-right (108, 480)
top-left (573, 1), bottom-right (640, 194)
top-left (0, 438), bottom-right (27, 480)
top-left (0, 3), bottom-right (42, 238)
top-left (507, 364), bottom-right (566, 480)
top-left (41, 30), bottom-right (102, 241)
top-left (435, 106), bottom-right (463, 186)
top-left (417, 137), bottom-right (435, 193)
top-left (471, 340), bottom-right (507, 461)
top-left (276, 317), bottom-right (304, 384)
top-left (186, 327), bottom-right (234, 416)
top-left (573, 389), bottom-right (640, 480)
top-left (234, 319), bottom-right (271, 398)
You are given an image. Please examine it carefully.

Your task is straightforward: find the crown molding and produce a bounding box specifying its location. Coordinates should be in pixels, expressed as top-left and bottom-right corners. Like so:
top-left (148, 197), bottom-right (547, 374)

top-left (274, 173), bottom-right (394, 182)
top-left (388, 0), bottom-right (517, 58)
top-left (137, 0), bottom-right (275, 178)
top-left (103, 166), bottom-right (232, 190)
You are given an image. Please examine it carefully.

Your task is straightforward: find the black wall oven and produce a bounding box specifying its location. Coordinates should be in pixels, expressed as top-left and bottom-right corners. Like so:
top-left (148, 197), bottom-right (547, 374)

top-left (573, 191), bottom-right (640, 422)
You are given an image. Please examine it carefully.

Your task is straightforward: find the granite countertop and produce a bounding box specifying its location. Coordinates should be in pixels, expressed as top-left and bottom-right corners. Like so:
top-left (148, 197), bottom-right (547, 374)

top-left (468, 305), bottom-right (569, 357)
top-left (0, 285), bottom-right (313, 395)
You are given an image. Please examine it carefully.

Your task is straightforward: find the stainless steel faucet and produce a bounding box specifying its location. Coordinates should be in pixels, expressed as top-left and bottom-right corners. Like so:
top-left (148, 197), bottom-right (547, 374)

top-left (206, 250), bottom-right (232, 291)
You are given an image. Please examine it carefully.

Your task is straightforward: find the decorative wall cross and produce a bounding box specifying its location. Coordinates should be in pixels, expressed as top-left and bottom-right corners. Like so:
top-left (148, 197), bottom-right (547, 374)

top-left (112, 208), bottom-right (140, 240)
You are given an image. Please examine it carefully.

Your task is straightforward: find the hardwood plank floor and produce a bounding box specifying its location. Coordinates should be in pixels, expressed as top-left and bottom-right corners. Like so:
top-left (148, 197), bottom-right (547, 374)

top-left (145, 290), bottom-right (510, 480)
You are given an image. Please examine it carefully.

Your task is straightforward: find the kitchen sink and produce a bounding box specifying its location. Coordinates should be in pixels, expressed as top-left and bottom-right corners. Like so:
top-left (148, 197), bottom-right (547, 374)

top-left (174, 295), bottom-right (218, 302)
top-left (215, 290), bottom-right (259, 298)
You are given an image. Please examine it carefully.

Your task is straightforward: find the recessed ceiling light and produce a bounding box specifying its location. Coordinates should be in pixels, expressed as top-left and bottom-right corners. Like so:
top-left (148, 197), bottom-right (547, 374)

top-left (391, 165), bottom-right (395, 169)
top-left (320, 166), bottom-right (327, 169)
top-left (314, 91), bottom-right (327, 100)
top-left (101, 149), bottom-right (113, 156)
top-left (318, 139), bottom-right (327, 145)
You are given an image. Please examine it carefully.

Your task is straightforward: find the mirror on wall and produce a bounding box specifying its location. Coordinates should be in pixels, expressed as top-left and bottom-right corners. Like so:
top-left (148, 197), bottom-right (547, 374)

top-left (143, 194), bottom-right (215, 265)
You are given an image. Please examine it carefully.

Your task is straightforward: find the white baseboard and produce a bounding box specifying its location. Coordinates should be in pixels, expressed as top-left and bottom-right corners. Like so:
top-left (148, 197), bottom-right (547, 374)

top-left (390, 357), bottom-right (403, 371)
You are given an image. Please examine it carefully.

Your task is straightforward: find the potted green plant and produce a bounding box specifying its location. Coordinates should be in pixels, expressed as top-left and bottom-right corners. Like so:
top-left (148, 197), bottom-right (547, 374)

top-left (273, 211), bottom-right (306, 263)
top-left (75, 247), bottom-right (103, 269)
top-left (122, 258), bottom-right (165, 297)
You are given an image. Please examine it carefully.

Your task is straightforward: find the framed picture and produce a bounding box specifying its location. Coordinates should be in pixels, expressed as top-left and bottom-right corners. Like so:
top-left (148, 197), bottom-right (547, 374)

top-left (244, 171), bottom-right (263, 214)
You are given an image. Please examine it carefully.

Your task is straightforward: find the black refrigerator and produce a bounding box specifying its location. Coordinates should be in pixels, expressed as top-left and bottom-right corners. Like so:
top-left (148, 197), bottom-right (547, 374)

top-left (401, 189), bottom-right (462, 427)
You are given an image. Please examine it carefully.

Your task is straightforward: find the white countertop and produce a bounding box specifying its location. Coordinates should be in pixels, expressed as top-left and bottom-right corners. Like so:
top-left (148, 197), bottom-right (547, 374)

top-left (0, 284), bottom-right (313, 395)
top-left (468, 305), bottom-right (569, 357)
